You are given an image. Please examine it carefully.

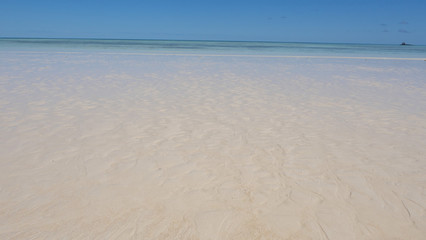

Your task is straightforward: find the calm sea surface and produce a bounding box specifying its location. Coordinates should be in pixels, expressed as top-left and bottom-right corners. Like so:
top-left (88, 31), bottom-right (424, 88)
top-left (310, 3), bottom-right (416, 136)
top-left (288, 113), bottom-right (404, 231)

top-left (1, 38), bottom-right (426, 58)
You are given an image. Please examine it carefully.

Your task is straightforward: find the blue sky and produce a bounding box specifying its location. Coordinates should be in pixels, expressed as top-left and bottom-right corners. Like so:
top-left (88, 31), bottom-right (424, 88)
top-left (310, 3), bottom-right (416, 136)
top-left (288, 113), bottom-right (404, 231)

top-left (1, 0), bottom-right (425, 44)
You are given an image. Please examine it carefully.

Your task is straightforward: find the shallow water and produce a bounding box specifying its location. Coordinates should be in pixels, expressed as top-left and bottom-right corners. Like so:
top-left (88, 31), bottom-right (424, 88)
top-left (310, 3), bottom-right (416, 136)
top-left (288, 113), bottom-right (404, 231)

top-left (0, 51), bottom-right (426, 239)
top-left (1, 38), bottom-right (426, 58)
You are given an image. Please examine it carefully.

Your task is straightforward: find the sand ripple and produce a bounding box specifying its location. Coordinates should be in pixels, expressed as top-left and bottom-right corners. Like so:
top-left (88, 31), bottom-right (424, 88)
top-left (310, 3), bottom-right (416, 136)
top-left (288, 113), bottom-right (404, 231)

top-left (1, 52), bottom-right (426, 239)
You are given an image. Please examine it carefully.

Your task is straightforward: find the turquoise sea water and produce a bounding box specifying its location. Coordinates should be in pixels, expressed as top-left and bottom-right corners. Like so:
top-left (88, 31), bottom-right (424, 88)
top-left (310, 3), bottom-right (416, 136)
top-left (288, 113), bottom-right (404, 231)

top-left (1, 38), bottom-right (426, 58)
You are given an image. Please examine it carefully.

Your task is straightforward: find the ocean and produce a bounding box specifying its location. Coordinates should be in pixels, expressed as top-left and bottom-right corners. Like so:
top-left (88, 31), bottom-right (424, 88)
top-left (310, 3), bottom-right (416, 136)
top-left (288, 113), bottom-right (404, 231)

top-left (1, 38), bottom-right (426, 58)
top-left (2, 37), bottom-right (426, 238)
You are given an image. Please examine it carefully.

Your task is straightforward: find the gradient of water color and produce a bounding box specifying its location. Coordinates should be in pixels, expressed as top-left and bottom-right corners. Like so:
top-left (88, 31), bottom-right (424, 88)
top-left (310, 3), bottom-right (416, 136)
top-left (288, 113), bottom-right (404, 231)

top-left (1, 38), bottom-right (426, 58)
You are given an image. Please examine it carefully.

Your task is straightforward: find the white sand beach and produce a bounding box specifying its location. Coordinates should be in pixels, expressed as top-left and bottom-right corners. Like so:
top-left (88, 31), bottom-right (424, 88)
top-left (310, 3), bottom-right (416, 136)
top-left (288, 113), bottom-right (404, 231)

top-left (1, 52), bottom-right (426, 239)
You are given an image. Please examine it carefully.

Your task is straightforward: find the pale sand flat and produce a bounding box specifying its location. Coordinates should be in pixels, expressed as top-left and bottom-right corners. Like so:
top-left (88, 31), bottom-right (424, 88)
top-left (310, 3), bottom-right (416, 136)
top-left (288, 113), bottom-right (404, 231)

top-left (0, 52), bottom-right (426, 239)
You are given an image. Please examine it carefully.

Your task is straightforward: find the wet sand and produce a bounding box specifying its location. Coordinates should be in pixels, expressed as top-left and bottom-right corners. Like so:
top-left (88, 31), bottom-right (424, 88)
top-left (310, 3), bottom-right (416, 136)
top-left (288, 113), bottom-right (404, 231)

top-left (1, 52), bottom-right (426, 239)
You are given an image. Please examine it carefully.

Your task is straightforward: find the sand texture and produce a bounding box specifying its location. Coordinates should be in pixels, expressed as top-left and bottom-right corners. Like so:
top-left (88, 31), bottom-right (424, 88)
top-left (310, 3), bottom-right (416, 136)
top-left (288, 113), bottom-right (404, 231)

top-left (1, 52), bottom-right (426, 239)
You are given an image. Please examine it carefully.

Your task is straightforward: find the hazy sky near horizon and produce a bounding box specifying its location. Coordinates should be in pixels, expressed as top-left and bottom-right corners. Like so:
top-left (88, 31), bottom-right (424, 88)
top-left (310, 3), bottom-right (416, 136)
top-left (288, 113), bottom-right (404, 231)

top-left (1, 0), bottom-right (425, 44)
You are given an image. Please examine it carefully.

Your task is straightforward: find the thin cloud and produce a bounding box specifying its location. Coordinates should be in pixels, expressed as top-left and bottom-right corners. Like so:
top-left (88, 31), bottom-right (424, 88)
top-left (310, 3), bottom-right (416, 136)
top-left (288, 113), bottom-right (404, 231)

top-left (267, 16), bottom-right (287, 21)
top-left (382, 29), bottom-right (389, 33)
top-left (399, 21), bottom-right (409, 25)
top-left (398, 29), bottom-right (409, 33)
top-left (380, 23), bottom-right (387, 27)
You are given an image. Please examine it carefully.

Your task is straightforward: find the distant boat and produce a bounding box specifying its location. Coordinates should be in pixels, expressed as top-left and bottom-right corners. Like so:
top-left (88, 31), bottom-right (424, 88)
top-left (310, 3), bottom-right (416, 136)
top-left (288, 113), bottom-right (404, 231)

top-left (401, 42), bottom-right (412, 46)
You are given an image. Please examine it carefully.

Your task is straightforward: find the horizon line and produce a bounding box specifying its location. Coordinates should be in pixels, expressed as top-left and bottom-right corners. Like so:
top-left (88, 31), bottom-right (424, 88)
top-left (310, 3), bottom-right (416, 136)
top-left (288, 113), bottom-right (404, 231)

top-left (0, 36), bottom-right (416, 46)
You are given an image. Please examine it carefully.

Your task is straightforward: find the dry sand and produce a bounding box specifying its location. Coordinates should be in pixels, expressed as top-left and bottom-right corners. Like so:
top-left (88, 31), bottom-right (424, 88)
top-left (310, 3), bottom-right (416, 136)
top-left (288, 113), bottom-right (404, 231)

top-left (1, 52), bottom-right (426, 239)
